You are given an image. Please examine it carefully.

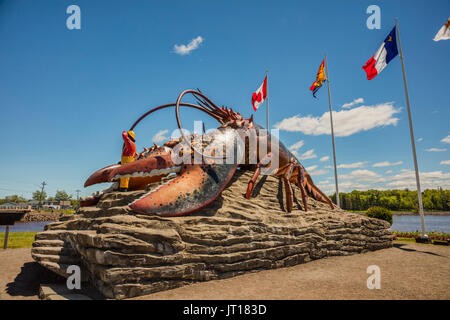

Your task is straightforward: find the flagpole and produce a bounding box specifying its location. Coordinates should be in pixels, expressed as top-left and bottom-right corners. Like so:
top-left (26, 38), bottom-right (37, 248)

top-left (395, 18), bottom-right (427, 238)
top-left (324, 54), bottom-right (340, 207)
top-left (266, 70), bottom-right (269, 129)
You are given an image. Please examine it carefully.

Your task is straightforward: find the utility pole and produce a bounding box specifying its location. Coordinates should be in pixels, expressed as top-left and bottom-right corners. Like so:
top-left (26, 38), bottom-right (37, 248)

top-left (39, 181), bottom-right (47, 210)
top-left (75, 189), bottom-right (81, 210)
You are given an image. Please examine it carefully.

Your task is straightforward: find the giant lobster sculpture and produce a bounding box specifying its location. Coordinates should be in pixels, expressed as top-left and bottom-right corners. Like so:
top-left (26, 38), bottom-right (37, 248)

top-left (83, 90), bottom-right (335, 216)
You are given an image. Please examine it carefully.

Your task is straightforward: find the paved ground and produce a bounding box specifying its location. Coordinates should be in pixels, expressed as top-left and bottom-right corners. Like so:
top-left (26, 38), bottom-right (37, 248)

top-left (134, 241), bottom-right (450, 300)
top-left (0, 248), bottom-right (64, 300)
top-left (1, 241), bottom-right (449, 300)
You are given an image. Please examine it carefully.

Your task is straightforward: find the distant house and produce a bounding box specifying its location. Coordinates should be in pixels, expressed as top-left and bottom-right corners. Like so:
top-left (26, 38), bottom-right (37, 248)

top-left (27, 200), bottom-right (40, 209)
top-left (43, 201), bottom-right (61, 210)
top-left (59, 201), bottom-right (72, 209)
top-left (0, 202), bottom-right (30, 210)
top-left (27, 200), bottom-right (72, 210)
top-left (0, 202), bottom-right (19, 209)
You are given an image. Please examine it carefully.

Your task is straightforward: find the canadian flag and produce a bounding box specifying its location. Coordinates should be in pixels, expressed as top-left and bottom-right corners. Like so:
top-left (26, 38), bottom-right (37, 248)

top-left (251, 76), bottom-right (267, 111)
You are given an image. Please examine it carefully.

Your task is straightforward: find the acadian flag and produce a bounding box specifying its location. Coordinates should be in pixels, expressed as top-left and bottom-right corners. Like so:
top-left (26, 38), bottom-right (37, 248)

top-left (433, 17), bottom-right (450, 41)
top-left (309, 59), bottom-right (326, 98)
top-left (362, 27), bottom-right (399, 80)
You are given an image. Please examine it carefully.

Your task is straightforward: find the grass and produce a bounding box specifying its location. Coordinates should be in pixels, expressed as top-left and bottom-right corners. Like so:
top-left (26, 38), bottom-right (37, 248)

top-left (0, 231), bottom-right (37, 249)
top-left (394, 237), bottom-right (416, 242)
top-left (40, 208), bottom-right (76, 215)
top-left (392, 231), bottom-right (450, 241)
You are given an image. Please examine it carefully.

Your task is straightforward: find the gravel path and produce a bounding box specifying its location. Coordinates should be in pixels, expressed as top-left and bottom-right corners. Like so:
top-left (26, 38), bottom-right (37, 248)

top-left (1, 241), bottom-right (449, 300)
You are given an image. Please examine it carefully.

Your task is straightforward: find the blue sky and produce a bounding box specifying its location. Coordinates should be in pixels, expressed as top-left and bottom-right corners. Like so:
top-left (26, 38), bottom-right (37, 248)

top-left (0, 0), bottom-right (449, 199)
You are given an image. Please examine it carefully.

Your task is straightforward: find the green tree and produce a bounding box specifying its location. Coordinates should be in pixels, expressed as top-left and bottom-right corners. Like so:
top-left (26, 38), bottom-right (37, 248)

top-left (366, 206), bottom-right (393, 225)
top-left (70, 199), bottom-right (79, 208)
top-left (5, 195), bottom-right (27, 203)
top-left (55, 190), bottom-right (71, 201)
top-left (32, 190), bottom-right (47, 201)
top-left (329, 188), bottom-right (450, 212)
top-left (0, 195), bottom-right (27, 204)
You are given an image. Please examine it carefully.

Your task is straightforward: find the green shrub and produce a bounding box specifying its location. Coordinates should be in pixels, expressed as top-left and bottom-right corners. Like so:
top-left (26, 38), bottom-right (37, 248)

top-left (366, 206), bottom-right (393, 225)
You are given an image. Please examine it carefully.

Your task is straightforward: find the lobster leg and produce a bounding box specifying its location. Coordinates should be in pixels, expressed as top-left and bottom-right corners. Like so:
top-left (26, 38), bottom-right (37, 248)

top-left (282, 162), bottom-right (295, 213)
top-left (245, 152), bottom-right (271, 199)
top-left (294, 165), bottom-right (309, 211)
top-left (303, 171), bottom-right (335, 209)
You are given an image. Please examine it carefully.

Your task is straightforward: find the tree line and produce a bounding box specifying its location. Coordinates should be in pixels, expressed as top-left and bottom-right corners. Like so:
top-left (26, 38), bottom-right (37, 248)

top-left (329, 188), bottom-right (450, 212)
top-left (0, 190), bottom-right (78, 207)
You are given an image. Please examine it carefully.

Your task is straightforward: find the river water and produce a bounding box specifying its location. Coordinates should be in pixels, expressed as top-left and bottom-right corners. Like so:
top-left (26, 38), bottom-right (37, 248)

top-left (391, 215), bottom-right (450, 233)
top-left (1, 215), bottom-right (449, 233)
top-left (0, 221), bottom-right (54, 232)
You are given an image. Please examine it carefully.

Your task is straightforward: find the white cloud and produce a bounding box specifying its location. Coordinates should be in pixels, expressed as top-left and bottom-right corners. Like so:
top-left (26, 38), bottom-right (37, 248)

top-left (289, 140), bottom-right (304, 151)
top-left (173, 36), bottom-right (204, 55)
top-left (320, 156), bottom-right (329, 162)
top-left (306, 165), bottom-right (327, 176)
top-left (152, 130), bottom-right (169, 143)
top-left (319, 169), bottom-right (385, 193)
top-left (274, 102), bottom-right (401, 137)
top-left (341, 97), bottom-right (364, 109)
top-left (386, 170), bottom-right (450, 190)
top-left (298, 149), bottom-right (317, 160)
top-left (441, 135), bottom-right (450, 144)
top-left (326, 162), bottom-right (367, 169)
top-left (309, 169), bottom-right (327, 176)
top-left (425, 148), bottom-right (447, 152)
top-left (319, 165), bottom-right (450, 194)
top-left (318, 181), bottom-right (371, 194)
top-left (417, 138), bottom-right (423, 142)
top-left (340, 169), bottom-right (381, 182)
top-left (372, 161), bottom-right (403, 167)
top-left (337, 161), bottom-right (367, 169)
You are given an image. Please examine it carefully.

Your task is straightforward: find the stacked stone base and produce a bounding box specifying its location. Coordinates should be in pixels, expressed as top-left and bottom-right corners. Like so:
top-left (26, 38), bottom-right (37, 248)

top-left (32, 171), bottom-right (393, 299)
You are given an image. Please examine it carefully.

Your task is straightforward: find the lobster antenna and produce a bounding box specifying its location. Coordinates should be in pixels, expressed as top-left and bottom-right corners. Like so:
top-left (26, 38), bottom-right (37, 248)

top-left (129, 102), bottom-right (221, 131)
top-left (191, 95), bottom-right (228, 124)
top-left (192, 91), bottom-right (227, 115)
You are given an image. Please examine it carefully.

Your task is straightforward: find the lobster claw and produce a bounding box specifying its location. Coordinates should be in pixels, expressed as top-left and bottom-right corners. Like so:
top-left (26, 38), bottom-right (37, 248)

top-left (84, 164), bottom-right (122, 187)
top-left (130, 163), bottom-right (238, 217)
top-left (84, 154), bottom-right (178, 188)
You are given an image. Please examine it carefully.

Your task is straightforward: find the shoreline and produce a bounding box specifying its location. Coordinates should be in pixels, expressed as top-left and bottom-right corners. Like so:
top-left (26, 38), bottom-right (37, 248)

top-left (392, 211), bottom-right (450, 216)
top-left (350, 211), bottom-right (450, 216)
top-left (19, 211), bottom-right (62, 222)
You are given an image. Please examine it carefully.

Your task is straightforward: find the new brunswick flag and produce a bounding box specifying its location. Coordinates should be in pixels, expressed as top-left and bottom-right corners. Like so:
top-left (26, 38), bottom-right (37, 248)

top-left (310, 59), bottom-right (326, 98)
